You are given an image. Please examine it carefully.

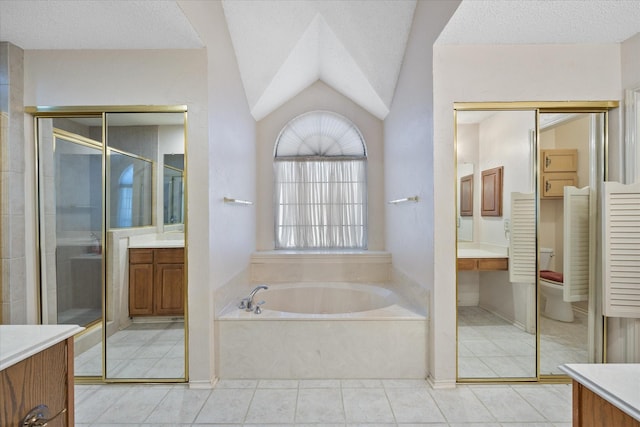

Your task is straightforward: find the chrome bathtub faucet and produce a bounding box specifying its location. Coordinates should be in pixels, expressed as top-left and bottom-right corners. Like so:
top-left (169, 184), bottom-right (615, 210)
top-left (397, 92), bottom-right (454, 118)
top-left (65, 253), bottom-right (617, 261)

top-left (239, 285), bottom-right (268, 313)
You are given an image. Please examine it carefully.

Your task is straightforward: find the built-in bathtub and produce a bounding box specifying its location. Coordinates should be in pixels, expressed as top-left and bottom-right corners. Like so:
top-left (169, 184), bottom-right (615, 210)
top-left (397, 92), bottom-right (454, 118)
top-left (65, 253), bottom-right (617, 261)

top-left (216, 282), bottom-right (427, 379)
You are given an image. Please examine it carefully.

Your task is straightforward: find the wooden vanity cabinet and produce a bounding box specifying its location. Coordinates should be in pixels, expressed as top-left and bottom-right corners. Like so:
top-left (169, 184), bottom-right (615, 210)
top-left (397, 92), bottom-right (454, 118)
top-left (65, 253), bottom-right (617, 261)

top-left (129, 248), bottom-right (184, 317)
top-left (0, 339), bottom-right (74, 427)
top-left (541, 149), bottom-right (578, 199)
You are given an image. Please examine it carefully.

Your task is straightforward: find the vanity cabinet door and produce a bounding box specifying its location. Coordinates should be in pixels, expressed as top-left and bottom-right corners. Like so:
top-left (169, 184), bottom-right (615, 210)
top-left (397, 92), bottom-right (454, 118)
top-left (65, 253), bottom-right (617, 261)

top-left (129, 263), bottom-right (154, 316)
top-left (129, 249), bottom-right (154, 316)
top-left (155, 262), bottom-right (184, 316)
top-left (0, 340), bottom-right (70, 426)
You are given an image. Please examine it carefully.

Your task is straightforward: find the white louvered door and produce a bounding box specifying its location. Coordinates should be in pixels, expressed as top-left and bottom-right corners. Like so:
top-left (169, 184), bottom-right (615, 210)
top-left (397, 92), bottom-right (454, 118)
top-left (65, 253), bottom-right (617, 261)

top-left (510, 192), bottom-right (536, 284)
top-left (563, 186), bottom-right (590, 302)
top-left (603, 181), bottom-right (640, 318)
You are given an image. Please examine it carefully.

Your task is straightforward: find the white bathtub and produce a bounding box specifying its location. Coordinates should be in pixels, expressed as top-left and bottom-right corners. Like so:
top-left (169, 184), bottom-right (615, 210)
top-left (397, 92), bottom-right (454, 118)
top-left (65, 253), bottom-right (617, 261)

top-left (216, 282), bottom-right (427, 379)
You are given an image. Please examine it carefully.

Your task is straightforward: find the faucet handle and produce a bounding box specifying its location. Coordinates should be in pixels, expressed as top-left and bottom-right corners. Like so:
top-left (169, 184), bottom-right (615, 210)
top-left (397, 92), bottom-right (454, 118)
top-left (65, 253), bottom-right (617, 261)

top-left (254, 301), bottom-right (265, 314)
top-left (238, 298), bottom-right (248, 310)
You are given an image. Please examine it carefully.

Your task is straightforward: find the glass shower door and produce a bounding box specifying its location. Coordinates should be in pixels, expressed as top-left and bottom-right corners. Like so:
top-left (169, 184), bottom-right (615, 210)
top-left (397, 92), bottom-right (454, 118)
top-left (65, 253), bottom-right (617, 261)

top-left (53, 134), bottom-right (103, 326)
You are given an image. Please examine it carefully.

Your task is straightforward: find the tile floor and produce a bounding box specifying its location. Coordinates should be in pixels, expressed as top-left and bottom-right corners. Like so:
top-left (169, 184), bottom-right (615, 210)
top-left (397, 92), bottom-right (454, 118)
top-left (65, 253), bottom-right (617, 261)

top-left (75, 379), bottom-right (573, 426)
top-left (458, 306), bottom-right (588, 378)
top-left (75, 321), bottom-right (185, 378)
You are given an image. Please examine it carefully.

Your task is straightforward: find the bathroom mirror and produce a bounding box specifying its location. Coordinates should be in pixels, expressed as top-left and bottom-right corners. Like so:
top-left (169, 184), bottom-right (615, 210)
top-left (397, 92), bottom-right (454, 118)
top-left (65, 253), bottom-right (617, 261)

top-left (105, 111), bottom-right (186, 380)
top-left (35, 107), bottom-right (187, 382)
top-left (538, 112), bottom-right (603, 376)
top-left (455, 102), bottom-right (612, 381)
top-left (456, 109), bottom-right (537, 380)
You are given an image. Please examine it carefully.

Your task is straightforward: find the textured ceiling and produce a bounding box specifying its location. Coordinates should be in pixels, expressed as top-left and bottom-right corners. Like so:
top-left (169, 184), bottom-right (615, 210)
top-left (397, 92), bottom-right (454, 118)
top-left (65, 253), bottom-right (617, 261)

top-left (0, 0), bottom-right (203, 49)
top-left (222, 0), bottom-right (417, 120)
top-left (2, 1), bottom-right (640, 121)
top-left (436, 0), bottom-right (640, 45)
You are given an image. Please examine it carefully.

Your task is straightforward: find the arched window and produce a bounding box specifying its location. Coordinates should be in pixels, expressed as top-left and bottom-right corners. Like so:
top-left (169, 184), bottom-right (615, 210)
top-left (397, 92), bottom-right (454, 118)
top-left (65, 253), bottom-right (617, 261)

top-left (274, 111), bottom-right (367, 249)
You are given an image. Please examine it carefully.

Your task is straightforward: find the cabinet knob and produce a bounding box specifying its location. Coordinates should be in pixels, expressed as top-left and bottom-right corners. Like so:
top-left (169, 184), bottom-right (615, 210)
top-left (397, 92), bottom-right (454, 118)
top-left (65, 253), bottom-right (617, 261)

top-left (545, 180), bottom-right (551, 192)
top-left (22, 405), bottom-right (66, 427)
top-left (545, 156), bottom-right (551, 168)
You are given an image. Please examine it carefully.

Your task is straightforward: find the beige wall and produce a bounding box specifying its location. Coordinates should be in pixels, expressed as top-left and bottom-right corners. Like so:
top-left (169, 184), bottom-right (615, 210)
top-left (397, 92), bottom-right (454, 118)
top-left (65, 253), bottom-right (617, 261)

top-left (434, 43), bottom-right (621, 383)
top-left (256, 80), bottom-right (385, 251)
top-left (384, 0), bottom-right (461, 388)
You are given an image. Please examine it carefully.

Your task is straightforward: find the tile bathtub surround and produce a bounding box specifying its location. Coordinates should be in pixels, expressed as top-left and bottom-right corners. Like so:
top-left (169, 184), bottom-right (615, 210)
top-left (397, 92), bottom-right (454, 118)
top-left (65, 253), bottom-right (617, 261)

top-left (75, 379), bottom-right (573, 426)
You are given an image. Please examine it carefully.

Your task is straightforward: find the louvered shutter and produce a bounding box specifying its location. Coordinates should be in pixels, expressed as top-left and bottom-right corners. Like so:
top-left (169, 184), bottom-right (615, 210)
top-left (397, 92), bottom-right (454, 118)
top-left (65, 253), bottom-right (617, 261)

top-left (603, 182), bottom-right (640, 318)
top-left (563, 186), bottom-right (590, 302)
top-left (510, 192), bottom-right (536, 283)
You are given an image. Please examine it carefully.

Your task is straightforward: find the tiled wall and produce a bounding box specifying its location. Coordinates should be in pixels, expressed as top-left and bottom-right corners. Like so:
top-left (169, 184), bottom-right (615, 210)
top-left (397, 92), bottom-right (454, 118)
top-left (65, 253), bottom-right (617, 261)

top-left (0, 42), bottom-right (26, 323)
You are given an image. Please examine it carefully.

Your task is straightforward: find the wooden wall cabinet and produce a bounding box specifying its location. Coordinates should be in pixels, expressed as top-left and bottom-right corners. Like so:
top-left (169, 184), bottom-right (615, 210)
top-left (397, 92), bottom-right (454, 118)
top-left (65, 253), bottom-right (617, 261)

top-left (1, 339), bottom-right (74, 427)
top-left (481, 166), bottom-right (503, 216)
top-left (129, 247), bottom-right (184, 317)
top-left (541, 149), bottom-right (578, 199)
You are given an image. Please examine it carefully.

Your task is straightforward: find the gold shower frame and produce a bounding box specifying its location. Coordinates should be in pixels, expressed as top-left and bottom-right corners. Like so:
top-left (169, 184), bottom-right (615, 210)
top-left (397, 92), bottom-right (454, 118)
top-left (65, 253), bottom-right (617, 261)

top-left (27, 105), bottom-right (189, 384)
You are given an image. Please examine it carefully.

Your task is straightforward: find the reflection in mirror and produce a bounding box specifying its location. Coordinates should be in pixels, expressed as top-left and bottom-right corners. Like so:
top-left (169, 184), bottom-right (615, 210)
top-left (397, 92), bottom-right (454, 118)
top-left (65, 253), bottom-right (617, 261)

top-left (164, 154), bottom-right (184, 225)
top-left (538, 112), bottom-right (602, 375)
top-left (37, 117), bottom-right (105, 377)
top-left (457, 162), bottom-right (474, 241)
top-left (108, 151), bottom-right (153, 228)
top-left (456, 109), bottom-right (537, 379)
top-left (105, 112), bottom-right (186, 380)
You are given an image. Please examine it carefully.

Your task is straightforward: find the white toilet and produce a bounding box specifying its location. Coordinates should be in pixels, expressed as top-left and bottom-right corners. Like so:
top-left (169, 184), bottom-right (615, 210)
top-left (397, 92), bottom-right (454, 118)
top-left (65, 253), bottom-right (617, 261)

top-left (539, 247), bottom-right (574, 322)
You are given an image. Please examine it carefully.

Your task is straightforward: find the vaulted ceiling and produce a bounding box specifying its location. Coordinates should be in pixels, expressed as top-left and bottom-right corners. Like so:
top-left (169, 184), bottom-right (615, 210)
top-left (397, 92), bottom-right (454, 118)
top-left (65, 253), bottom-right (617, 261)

top-left (2, 0), bottom-right (640, 122)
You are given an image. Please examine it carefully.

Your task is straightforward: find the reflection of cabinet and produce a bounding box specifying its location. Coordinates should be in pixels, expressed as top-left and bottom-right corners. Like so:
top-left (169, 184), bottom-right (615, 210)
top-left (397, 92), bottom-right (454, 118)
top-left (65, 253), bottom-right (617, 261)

top-left (460, 174), bottom-right (473, 216)
top-left (457, 257), bottom-right (508, 271)
top-left (129, 248), bottom-right (184, 316)
top-left (541, 149), bottom-right (578, 199)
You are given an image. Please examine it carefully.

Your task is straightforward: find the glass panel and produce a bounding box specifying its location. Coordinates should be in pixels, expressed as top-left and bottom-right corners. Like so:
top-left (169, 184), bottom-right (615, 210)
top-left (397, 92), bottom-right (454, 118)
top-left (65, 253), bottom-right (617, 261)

top-left (105, 112), bottom-right (186, 380)
top-left (538, 112), bottom-right (603, 374)
top-left (38, 116), bottom-right (104, 378)
top-left (456, 110), bottom-right (537, 380)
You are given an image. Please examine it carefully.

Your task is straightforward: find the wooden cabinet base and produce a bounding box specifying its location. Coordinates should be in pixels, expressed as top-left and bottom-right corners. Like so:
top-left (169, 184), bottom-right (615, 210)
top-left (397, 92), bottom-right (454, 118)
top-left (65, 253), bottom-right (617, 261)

top-left (573, 380), bottom-right (640, 426)
top-left (0, 338), bottom-right (74, 427)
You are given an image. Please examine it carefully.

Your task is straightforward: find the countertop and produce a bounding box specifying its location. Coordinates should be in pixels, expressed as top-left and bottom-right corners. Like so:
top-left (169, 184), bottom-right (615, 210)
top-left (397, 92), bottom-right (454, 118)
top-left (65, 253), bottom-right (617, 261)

top-left (0, 324), bottom-right (84, 371)
top-left (128, 239), bottom-right (184, 248)
top-left (560, 363), bottom-right (640, 421)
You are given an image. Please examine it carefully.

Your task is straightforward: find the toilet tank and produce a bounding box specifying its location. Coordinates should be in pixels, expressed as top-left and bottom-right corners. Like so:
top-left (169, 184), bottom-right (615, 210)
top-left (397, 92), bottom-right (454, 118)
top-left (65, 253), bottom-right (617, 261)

top-left (539, 247), bottom-right (554, 270)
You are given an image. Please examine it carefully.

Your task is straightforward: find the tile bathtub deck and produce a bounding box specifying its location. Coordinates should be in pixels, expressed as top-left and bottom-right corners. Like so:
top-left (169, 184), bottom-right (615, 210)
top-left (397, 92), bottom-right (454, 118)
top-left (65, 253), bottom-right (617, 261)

top-left (75, 379), bottom-right (573, 426)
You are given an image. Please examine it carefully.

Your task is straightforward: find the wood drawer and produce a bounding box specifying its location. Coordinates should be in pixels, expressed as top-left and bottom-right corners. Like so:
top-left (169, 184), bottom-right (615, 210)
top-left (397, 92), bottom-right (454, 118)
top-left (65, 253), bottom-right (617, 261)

top-left (458, 257), bottom-right (508, 271)
top-left (457, 258), bottom-right (478, 270)
top-left (478, 258), bottom-right (508, 271)
top-left (155, 248), bottom-right (185, 264)
top-left (129, 249), bottom-right (154, 264)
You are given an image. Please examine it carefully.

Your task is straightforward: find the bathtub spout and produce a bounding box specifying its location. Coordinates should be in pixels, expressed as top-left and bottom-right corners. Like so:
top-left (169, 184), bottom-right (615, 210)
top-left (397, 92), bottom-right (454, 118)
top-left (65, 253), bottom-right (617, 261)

top-left (241, 285), bottom-right (268, 311)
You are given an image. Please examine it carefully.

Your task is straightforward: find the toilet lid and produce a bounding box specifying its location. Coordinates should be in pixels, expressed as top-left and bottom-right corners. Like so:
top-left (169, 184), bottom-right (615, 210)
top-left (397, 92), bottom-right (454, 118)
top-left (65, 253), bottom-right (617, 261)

top-left (540, 270), bottom-right (563, 283)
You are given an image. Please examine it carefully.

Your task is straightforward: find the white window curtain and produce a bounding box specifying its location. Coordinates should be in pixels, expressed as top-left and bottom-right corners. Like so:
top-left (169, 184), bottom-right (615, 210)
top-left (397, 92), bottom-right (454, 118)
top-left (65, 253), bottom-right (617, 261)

top-left (275, 159), bottom-right (366, 249)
